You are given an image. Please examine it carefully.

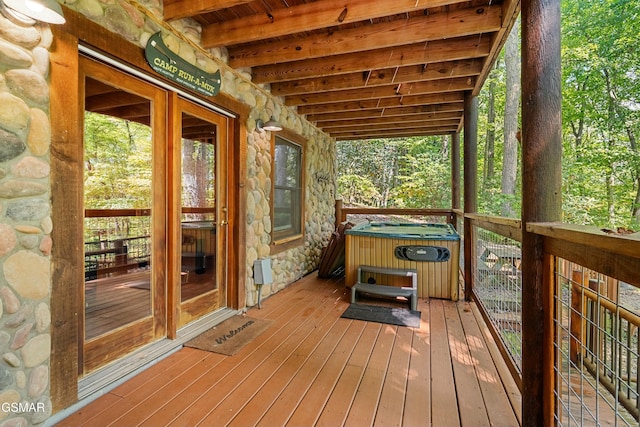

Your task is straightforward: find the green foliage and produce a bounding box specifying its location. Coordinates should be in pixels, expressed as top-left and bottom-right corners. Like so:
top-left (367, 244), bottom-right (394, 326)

top-left (560, 0), bottom-right (640, 228)
top-left (337, 174), bottom-right (381, 206)
top-left (337, 136), bottom-right (451, 208)
top-left (337, 0), bottom-right (640, 229)
top-left (84, 112), bottom-right (153, 209)
top-left (391, 137), bottom-right (451, 208)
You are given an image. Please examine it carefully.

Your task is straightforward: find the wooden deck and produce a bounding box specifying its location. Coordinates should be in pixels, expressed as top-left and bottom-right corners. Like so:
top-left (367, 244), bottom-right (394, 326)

top-left (59, 272), bottom-right (522, 427)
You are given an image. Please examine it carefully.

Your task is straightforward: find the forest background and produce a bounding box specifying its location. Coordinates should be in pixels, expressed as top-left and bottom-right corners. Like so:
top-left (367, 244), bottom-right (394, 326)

top-left (337, 0), bottom-right (640, 229)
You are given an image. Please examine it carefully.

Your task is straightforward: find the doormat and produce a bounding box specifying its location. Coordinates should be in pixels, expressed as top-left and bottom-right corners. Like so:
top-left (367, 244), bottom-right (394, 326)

top-left (184, 315), bottom-right (272, 356)
top-left (341, 304), bottom-right (421, 328)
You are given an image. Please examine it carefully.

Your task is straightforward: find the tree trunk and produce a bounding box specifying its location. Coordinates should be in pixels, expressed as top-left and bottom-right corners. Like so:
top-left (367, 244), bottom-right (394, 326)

top-left (633, 181), bottom-right (640, 223)
top-left (501, 21), bottom-right (521, 217)
top-left (182, 140), bottom-right (209, 209)
top-left (484, 67), bottom-right (497, 185)
top-left (570, 80), bottom-right (587, 159)
top-left (625, 127), bottom-right (640, 222)
top-left (603, 69), bottom-right (617, 225)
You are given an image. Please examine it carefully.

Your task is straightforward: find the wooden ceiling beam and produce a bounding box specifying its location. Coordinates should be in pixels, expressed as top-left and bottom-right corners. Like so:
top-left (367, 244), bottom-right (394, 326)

top-left (334, 129), bottom-right (451, 140)
top-left (182, 125), bottom-right (217, 139)
top-left (252, 35), bottom-right (491, 83)
top-left (296, 93), bottom-right (464, 115)
top-left (200, 0), bottom-right (471, 48)
top-left (318, 115), bottom-right (462, 129)
top-left (328, 122), bottom-right (458, 134)
top-left (229, 5), bottom-right (501, 68)
top-left (323, 122), bottom-right (461, 135)
top-left (164, 0), bottom-right (253, 21)
top-left (85, 93), bottom-right (147, 111)
top-left (271, 60), bottom-right (483, 96)
top-left (285, 77), bottom-right (474, 106)
top-left (307, 108), bottom-right (463, 123)
top-left (473, 0), bottom-right (521, 96)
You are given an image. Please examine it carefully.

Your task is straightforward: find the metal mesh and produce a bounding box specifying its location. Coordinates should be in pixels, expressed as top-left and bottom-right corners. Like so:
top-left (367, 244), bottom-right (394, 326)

top-left (472, 226), bottom-right (523, 371)
top-left (554, 260), bottom-right (639, 426)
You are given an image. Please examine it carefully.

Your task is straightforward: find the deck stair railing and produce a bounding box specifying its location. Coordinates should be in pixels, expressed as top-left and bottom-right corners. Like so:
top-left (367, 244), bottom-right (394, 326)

top-left (565, 265), bottom-right (640, 424)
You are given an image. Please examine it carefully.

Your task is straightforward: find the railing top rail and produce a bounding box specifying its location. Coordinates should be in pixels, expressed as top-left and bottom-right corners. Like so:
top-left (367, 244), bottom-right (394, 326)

top-left (85, 207), bottom-right (217, 218)
top-left (527, 221), bottom-right (640, 260)
top-left (465, 213), bottom-right (522, 242)
top-left (85, 208), bottom-right (151, 217)
top-left (340, 207), bottom-right (454, 216)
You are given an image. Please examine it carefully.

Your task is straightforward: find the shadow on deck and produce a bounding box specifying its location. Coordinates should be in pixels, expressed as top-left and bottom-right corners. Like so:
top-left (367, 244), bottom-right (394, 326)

top-left (58, 272), bottom-right (522, 427)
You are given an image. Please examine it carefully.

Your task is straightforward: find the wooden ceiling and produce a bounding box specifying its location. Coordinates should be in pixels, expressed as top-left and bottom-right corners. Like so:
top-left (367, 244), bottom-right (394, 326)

top-left (161, 0), bottom-right (520, 140)
top-left (89, 0), bottom-right (518, 141)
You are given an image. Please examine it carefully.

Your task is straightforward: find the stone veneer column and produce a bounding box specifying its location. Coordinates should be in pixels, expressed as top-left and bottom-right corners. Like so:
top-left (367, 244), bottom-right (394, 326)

top-left (0, 16), bottom-right (55, 426)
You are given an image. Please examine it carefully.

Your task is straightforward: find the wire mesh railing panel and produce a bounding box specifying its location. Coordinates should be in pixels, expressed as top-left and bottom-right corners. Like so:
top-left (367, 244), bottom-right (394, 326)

top-left (472, 226), bottom-right (523, 371)
top-left (554, 260), bottom-right (639, 426)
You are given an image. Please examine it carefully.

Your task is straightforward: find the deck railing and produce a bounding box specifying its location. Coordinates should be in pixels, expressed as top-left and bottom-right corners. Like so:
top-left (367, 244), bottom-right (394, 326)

top-left (84, 209), bottom-right (152, 279)
top-left (465, 216), bottom-right (640, 425)
top-left (464, 214), bottom-right (524, 386)
top-left (531, 224), bottom-right (640, 426)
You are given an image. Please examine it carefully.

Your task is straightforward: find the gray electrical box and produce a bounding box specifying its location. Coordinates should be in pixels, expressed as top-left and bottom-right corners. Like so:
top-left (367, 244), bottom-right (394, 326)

top-left (254, 258), bottom-right (273, 284)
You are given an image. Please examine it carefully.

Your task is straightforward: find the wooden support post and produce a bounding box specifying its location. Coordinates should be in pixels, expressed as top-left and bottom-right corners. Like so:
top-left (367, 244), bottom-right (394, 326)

top-left (521, 0), bottom-right (562, 425)
top-left (463, 94), bottom-right (478, 302)
top-left (335, 199), bottom-right (343, 228)
top-left (452, 132), bottom-right (461, 212)
top-left (450, 132), bottom-right (461, 229)
top-left (50, 25), bottom-right (82, 411)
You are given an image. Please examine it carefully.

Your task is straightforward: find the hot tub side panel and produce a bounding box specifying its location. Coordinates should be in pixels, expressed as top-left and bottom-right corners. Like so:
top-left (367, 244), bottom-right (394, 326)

top-left (345, 234), bottom-right (459, 301)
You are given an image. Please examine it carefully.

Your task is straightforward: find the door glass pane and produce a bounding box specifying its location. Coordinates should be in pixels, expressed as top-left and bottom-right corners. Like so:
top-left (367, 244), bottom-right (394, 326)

top-left (83, 77), bottom-right (153, 340)
top-left (180, 112), bottom-right (217, 302)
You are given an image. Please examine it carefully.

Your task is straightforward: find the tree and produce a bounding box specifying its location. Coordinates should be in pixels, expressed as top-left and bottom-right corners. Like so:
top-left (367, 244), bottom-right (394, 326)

top-left (484, 63), bottom-right (498, 186)
top-left (561, 0), bottom-right (640, 228)
top-left (501, 20), bottom-right (520, 218)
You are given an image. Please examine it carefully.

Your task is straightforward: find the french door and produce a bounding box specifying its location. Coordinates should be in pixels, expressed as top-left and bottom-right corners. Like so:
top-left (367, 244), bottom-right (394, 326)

top-left (81, 57), bottom-right (167, 374)
top-left (169, 95), bottom-right (228, 329)
top-left (80, 57), bottom-right (230, 375)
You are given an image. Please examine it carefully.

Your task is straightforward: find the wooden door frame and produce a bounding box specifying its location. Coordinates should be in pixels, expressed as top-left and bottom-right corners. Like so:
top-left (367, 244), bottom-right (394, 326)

top-left (50, 8), bottom-right (248, 412)
top-left (168, 94), bottom-right (231, 333)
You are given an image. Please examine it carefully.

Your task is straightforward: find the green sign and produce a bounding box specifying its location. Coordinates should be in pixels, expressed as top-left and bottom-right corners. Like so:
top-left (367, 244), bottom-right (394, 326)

top-left (145, 32), bottom-right (221, 97)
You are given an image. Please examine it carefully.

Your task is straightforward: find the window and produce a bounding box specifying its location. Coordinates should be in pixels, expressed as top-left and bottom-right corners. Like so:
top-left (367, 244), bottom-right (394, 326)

top-left (272, 133), bottom-right (305, 247)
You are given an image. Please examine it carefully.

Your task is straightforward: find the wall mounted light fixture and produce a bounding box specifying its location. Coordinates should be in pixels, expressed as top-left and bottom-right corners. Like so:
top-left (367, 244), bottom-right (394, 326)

top-left (0, 0), bottom-right (65, 25)
top-left (256, 116), bottom-right (282, 133)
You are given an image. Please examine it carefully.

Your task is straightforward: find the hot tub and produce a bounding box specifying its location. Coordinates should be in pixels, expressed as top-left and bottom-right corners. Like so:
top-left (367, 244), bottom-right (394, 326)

top-left (345, 222), bottom-right (460, 300)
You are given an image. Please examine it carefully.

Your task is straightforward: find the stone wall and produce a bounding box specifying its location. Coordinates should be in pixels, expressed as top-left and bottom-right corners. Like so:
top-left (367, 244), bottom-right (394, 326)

top-left (0, 16), bottom-right (55, 426)
top-left (0, 1), bottom-right (335, 424)
top-left (244, 119), bottom-right (336, 307)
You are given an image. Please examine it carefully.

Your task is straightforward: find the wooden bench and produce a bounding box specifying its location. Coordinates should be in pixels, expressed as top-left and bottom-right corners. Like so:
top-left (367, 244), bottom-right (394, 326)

top-left (351, 265), bottom-right (418, 311)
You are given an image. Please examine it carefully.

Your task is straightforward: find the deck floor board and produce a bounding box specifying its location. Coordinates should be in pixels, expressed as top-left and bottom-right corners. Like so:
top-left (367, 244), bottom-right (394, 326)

top-left (58, 273), bottom-right (521, 427)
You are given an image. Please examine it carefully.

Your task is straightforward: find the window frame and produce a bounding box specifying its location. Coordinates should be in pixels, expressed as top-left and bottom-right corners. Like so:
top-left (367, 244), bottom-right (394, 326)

top-left (270, 129), bottom-right (306, 252)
